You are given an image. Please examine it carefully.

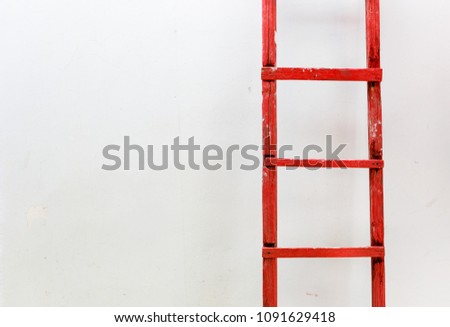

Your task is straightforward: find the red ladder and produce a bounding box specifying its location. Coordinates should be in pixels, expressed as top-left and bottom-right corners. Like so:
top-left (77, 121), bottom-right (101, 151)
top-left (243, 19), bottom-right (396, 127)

top-left (261, 0), bottom-right (385, 306)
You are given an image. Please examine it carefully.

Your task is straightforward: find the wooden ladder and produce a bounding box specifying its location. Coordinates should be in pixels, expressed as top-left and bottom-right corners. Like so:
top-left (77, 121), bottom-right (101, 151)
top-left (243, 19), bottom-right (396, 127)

top-left (261, 0), bottom-right (385, 306)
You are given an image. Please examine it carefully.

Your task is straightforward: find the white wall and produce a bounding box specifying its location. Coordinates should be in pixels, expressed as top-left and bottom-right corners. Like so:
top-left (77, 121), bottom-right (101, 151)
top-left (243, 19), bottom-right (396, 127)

top-left (0, 0), bottom-right (449, 306)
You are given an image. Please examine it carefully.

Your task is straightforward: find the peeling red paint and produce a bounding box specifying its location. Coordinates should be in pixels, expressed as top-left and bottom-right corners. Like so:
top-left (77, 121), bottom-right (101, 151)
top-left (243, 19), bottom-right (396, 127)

top-left (261, 0), bottom-right (385, 307)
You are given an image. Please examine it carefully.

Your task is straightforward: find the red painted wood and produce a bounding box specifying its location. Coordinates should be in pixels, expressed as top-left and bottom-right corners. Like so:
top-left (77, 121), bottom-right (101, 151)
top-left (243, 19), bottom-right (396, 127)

top-left (262, 67), bottom-right (382, 82)
top-left (263, 247), bottom-right (385, 259)
top-left (366, 0), bottom-right (386, 307)
top-left (261, 0), bottom-right (386, 307)
top-left (262, 0), bottom-right (277, 308)
top-left (262, 0), bottom-right (276, 67)
top-left (265, 158), bottom-right (384, 169)
top-left (263, 258), bottom-right (277, 307)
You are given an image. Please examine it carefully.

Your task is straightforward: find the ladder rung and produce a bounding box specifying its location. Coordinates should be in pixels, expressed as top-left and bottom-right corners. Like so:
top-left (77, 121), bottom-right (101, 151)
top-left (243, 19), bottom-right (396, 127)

top-left (263, 246), bottom-right (385, 258)
top-left (261, 67), bottom-right (383, 82)
top-left (265, 158), bottom-right (384, 169)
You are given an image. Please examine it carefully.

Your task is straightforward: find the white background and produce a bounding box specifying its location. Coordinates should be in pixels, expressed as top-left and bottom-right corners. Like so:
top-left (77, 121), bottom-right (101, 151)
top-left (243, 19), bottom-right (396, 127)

top-left (0, 0), bottom-right (449, 306)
